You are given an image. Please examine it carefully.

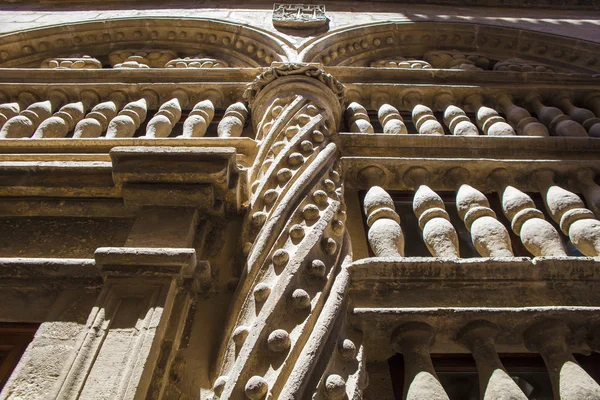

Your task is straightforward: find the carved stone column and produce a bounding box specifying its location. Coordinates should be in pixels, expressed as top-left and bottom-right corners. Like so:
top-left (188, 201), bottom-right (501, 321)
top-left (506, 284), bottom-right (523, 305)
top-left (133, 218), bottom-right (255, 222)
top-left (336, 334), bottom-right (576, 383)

top-left (524, 320), bottom-right (600, 400)
top-left (346, 102), bottom-right (374, 133)
top-left (465, 94), bottom-right (515, 136)
top-left (533, 169), bottom-right (600, 256)
top-left (555, 96), bottom-right (600, 138)
top-left (378, 103), bottom-right (407, 134)
top-left (527, 95), bottom-right (587, 137)
top-left (74, 92), bottom-right (127, 138)
top-left (364, 185), bottom-right (405, 257)
top-left (213, 64), bottom-right (351, 400)
top-left (0, 91), bottom-right (68, 138)
top-left (495, 93), bottom-right (548, 136)
top-left (571, 168), bottom-right (600, 219)
top-left (33, 91), bottom-right (99, 138)
top-left (392, 322), bottom-right (450, 400)
top-left (459, 321), bottom-right (528, 400)
top-left (435, 92), bottom-right (479, 136)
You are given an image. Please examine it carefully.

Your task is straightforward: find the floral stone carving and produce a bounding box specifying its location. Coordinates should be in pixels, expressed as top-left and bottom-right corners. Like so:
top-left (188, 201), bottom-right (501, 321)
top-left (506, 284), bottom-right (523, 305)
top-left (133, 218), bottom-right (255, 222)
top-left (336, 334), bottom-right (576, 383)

top-left (272, 4), bottom-right (328, 29)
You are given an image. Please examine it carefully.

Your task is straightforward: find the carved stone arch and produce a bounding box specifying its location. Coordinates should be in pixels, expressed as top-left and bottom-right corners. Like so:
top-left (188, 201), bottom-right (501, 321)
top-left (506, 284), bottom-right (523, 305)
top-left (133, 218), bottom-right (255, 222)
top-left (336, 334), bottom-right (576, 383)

top-left (0, 17), bottom-right (294, 68)
top-left (299, 21), bottom-right (600, 74)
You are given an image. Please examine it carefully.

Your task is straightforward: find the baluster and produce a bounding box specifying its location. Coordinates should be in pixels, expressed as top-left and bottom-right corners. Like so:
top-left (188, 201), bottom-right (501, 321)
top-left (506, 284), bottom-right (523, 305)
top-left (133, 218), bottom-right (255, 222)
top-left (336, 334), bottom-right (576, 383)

top-left (364, 186), bottom-right (404, 257)
top-left (105, 98), bottom-right (148, 138)
top-left (73, 92), bottom-right (127, 138)
top-left (217, 102), bottom-right (248, 138)
top-left (181, 99), bottom-right (215, 138)
top-left (489, 169), bottom-right (566, 256)
top-left (466, 94), bottom-right (515, 136)
top-left (459, 321), bottom-right (529, 400)
top-left (525, 320), bottom-right (600, 400)
top-left (435, 92), bottom-right (479, 136)
top-left (533, 169), bottom-right (600, 256)
top-left (450, 168), bottom-right (514, 257)
top-left (143, 90), bottom-right (189, 138)
top-left (527, 95), bottom-right (587, 137)
top-left (406, 167), bottom-right (460, 257)
top-left (392, 322), bottom-right (450, 400)
top-left (378, 104), bottom-right (407, 134)
top-left (496, 94), bottom-right (548, 136)
top-left (33, 91), bottom-right (99, 138)
top-left (403, 91), bottom-right (443, 135)
top-left (346, 102), bottom-right (374, 133)
top-left (0, 97), bottom-right (23, 130)
top-left (556, 96), bottom-right (600, 138)
top-left (585, 92), bottom-right (600, 117)
top-left (571, 168), bottom-right (600, 218)
top-left (0, 91), bottom-right (67, 138)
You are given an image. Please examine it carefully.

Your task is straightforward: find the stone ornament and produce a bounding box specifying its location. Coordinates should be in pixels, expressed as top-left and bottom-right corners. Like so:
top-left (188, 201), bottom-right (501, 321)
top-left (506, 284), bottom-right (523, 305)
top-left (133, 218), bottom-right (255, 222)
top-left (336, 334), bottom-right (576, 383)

top-left (165, 55), bottom-right (229, 68)
top-left (495, 94), bottom-right (548, 136)
top-left (73, 92), bottom-right (126, 138)
top-left (106, 98), bottom-right (148, 138)
top-left (555, 96), bottom-right (600, 138)
top-left (572, 169), bottom-right (600, 219)
top-left (217, 102), bottom-right (248, 138)
top-left (345, 102), bottom-right (373, 133)
top-left (434, 92), bottom-right (479, 136)
top-left (533, 169), bottom-right (600, 256)
top-left (40, 54), bottom-right (102, 69)
top-left (0, 102), bottom-right (21, 130)
top-left (527, 95), bottom-right (587, 137)
top-left (378, 104), bottom-right (407, 134)
top-left (109, 49), bottom-right (178, 69)
top-left (181, 99), bottom-right (215, 138)
top-left (272, 4), bottom-right (328, 30)
top-left (370, 58), bottom-right (431, 69)
top-left (0, 91), bottom-right (67, 138)
top-left (243, 63), bottom-right (345, 107)
top-left (412, 104), bottom-right (444, 135)
top-left (490, 169), bottom-right (567, 257)
top-left (392, 322), bottom-right (450, 400)
top-left (33, 91), bottom-right (99, 138)
top-left (467, 94), bottom-right (515, 136)
top-left (494, 58), bottom-right (556, 73)
top-left (524, 320), bottom-right (600, 400)
top-left (459, 321), bottom-right (529, 400)
top-left (364, 186), bottom-right (405, 257)
top-left (424, 50), bottom-right (491, 70)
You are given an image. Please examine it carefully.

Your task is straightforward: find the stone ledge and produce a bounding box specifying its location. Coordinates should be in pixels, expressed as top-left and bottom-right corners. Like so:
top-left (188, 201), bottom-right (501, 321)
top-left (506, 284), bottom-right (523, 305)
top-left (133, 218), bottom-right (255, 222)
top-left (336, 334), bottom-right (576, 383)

top-left (94, 247), bottom-right (209, 281)
top-left (0, 257), bottom-right (98, 279)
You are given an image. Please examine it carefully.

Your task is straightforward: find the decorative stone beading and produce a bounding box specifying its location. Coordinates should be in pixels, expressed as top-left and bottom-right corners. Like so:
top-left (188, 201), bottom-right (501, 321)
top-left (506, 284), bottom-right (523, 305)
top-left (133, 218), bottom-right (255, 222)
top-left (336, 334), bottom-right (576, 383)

top-left (466, 94), bottom-right (515, 136)
top-left (245, 376), bottom-right (269, 399)
top-left (346, 102), bottom-right (374, 133)
top-left (0, 92), bottom-right (66, 138)
top-left (490, 169), bottom-right (566, 257)
top-left (364, 186), bottom-right (405, 257)
top-left (524, 320), bottom-right (600, 400)
top-left (109, 49), bottom-right (178, 69)
top-left (407, 167), bottom-right (460, 258)
top-left (370, 58), bottom-right (431, 69)
top-left (377, 104), bottom-right (407, 135)
top-left (165, 55), bottom-right (228, 68)
top-left (40, 54), bottom-right (102, 69)
top-left (528, 95), bottom-right (587, 137)
top-left (324, 374), bottom-right (347, 399)
top-left (572, 169), bottom-right (600, 219)
top-left (412, 105), bottom-right (444, 135)
top-left (556, 96), bottom-right (600, 138)
top-left (451, 168), bottom-right (514, 257)
top-left (424, 50), bottom-right (490, 70)
top-left (533, 169), bottom-right (600, 256)
top-left (459, 321), bottom-right (529, 400)
top-left (73, 92), bottom-right (126, 138)
top-left (217, 102), bottom-right (248, 138)
top-left (143, 91), bottom-right (189, 138)
top-left (105, 98), bottom-right (148, 138)
top-left (495, 94), bottom-right (548, 136)
top-left (493, 58), bottom-right (555, 73)
top-left (32, 91), bottom-right (99, 138)
top-left (181, 99), bottom-right (215, 138)
top-left (391, 322), bottom-right (450, 400)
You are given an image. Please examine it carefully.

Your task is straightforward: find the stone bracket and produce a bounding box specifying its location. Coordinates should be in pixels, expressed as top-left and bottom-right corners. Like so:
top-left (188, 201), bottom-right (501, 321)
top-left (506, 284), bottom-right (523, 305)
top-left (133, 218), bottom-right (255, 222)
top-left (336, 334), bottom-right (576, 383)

top-left (94, 247), bottom-right (210, 284)
top-left (110, 146), bottom-right (242, 213)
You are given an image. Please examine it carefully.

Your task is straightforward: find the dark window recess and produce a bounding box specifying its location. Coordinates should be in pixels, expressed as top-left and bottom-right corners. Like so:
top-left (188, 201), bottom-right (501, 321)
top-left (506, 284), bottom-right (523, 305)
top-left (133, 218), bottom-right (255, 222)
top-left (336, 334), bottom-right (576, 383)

top-left (0, 323), bottom-right (39, 390)
top-left (388, 353), bottom-right (600, 400)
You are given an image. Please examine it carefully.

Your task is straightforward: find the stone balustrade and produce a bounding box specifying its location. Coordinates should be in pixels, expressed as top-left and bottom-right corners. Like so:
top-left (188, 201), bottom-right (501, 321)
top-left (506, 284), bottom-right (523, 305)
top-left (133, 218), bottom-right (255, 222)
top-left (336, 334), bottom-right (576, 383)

top-left (386, 317), bottom-right (600, 400)
top-left (362, 167), bottom-right (600, 258)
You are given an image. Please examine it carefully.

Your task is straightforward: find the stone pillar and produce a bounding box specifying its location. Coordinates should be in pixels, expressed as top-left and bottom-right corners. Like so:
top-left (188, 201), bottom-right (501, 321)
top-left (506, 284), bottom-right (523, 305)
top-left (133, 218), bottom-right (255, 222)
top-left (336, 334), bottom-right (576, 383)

top-left (213, 63), bottom-right (348, 400)
top-left (524, 320), bottom-right (600, 400)
top-left (459, 321), bottom-right (528, 400)
top-left (391, 322), bottom-right (449, 400)
top-left (364, 185), bottom-right (405, 257)
top-left (435, 92), bottom-right (479, 136)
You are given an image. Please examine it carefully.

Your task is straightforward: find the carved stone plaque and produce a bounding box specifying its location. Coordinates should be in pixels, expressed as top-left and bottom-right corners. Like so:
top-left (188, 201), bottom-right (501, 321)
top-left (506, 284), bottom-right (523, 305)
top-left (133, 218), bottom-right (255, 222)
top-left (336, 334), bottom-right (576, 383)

top-left (272, 4), bottom-right (328, 29)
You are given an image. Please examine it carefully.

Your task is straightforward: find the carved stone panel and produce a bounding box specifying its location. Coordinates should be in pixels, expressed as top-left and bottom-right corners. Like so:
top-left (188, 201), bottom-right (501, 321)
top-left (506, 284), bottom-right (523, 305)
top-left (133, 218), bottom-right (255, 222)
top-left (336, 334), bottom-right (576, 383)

top-left (272, 4), bottom-right (328, 29)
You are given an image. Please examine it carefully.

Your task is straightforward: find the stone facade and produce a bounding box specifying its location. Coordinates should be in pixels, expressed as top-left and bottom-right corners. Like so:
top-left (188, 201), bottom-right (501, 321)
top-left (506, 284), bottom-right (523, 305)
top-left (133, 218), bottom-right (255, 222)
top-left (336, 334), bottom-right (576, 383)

top-left (0, 1), bottom-right (598, 399)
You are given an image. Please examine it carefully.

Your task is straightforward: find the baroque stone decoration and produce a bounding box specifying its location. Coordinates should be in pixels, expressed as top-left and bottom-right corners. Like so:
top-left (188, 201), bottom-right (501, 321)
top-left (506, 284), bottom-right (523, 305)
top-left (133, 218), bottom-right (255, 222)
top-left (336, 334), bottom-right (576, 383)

top-left (0, 9), bottom-right (598, 400)
top-left (272, 4), bottom-right (328, 30)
